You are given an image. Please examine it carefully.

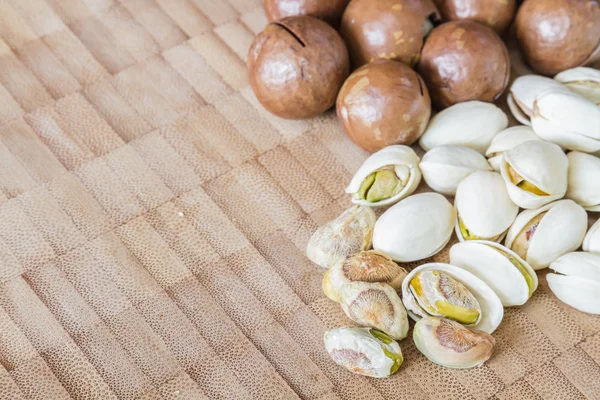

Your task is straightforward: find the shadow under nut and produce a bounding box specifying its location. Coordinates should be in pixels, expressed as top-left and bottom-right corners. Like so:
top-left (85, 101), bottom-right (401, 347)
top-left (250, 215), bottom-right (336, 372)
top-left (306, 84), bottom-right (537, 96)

top-left (263, 0), bottom-right (351, 26)
top-left (247, 16), bottom-right (350, 120)
top-left (337, 60), bottom-right (432, 153)
top-left (418, 20), bottom-right (510, 109)
top-left (515, 0), bottom-right (600, 76)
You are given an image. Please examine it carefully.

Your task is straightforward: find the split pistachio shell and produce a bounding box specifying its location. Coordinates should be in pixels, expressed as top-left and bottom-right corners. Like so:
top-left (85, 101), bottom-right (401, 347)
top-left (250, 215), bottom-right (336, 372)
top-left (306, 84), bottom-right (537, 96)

top-left (554, 67), bottom-right (600, 105)
top-left (450, 241), bottom-right (538, 306)
top-left (413, 317), bottom-right (495, 369)
top-left (306, 205), bottom-right (376, 269)
top-left (324, 327), bottom-right (403, 378)
top-left (531, 88), bottom-right (600, 153)
top-left (420, 146), bottom-right (492, 196)
top-left (419, 101), bottom-right (508, 154)
top-left (339, 281), bottom-right (409, 340)
top-left (547, 252), bottom-right (600, 314)
top-left (323, 250), bottom-right (407, 303)
top-left (346, 145), bottom-right (421, 207)
top-left (373, 193), bottom-right (456, 262)
top-left (507, 75), bottom-right (565, 125)
top-left (454, 170), bottom-right (518, 242)
top-left (583, 219), bottom-right (600, 253)
top-left (401, 263), bottom-right (504, 333)
top-left (500, 140), bottom-right (568, 209)
top-left (505, 200), bottom-right (588, 270)
top-left (566, 151), bottom-right (600, 211)
top-left (485, 126), bottom-right (542, 171)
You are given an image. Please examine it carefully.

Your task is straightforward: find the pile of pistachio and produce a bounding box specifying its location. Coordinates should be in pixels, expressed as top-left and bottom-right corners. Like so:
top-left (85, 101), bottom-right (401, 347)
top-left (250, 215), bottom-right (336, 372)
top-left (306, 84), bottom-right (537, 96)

top-left (307, 66), bottom-right (600, 378)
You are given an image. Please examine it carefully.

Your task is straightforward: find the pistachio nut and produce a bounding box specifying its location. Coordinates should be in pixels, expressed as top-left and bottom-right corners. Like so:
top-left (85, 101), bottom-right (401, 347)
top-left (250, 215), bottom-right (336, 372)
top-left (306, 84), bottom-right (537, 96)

top-left (413, 317), bottom-right (495, 369)
top-left (306, 205), bottom-right (376, 269)
top-left (505, 200), bottom-right (588, 270)
top-left (500, 140), bottom-right (568, 209)
top-left (420, 146), bottom-right (492, 196)
top-left (373, 193), bottom-right (456, 262)
top-left (583, 219), bottom-right (600, 253)
top-left (485, 126), bottom-right (542, 171)
top-left (346, 145), bottom-right (421, 207)
top-left (547, 252), bottom-right (600, 314)
top-left (419, 101), bottom-right (508, 154)
top-left (339, 281), bottom-right (409, 340)
top-left (566, 151), bottom-right (600, 211)
top-left (324, 327), bottom-right (403, 378)
top-left (454, 170), bottom-right (518, 243)
top-left (554, 67), bottom-right (600, 105)
top-left (450, 241), bottom-right (538, 306)
top-left (323, 250), bottom-right (408, 303)
top-left (531, 88), bottom-right (600, 153)
top-left (507, 75), bottom-right (566, 125)
top-left (401, 263), bottom-right (504, 333)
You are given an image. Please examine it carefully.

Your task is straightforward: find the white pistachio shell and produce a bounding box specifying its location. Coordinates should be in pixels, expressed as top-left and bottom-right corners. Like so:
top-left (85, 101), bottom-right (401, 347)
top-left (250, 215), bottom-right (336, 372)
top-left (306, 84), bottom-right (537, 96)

top-left (419, 101), bottom-right (508, 154)
top-left (547, 252), bottom-right (600, 314)
top-left (554, 67), bottom-right (600, 105)
top-left (583, 219), bottom-right (600, 253)
top-left (413, 317), bottom-right (495, 369)
top-left (508, 75), bottom-right (566, 125)
top-left (449, 241), bottom-right (538, 306)
top-left (373, 193), bottom-right (456, 262)
top-left (485, 126), bottom-right (542, 171)
top-left (566, 151), bottom-right (600, 211)
top-left (401, 263), bottom-right (504, 333)
top-left (505, 200), bottom-right (588, 270)
top-left (306, 205), bottom-right (376, 268)
top-left (500, 140), bottom-right (568, 209)
top-left (455, 170), bottom-right (518, 242)
top-left (531, 89), bottom-right (600, 153)
top-left (346, 145), bottom-right (422, 207)
top-left (324, 327), bottom-right (403, 378)
top-left (420, 146), bottom-right (492, 196)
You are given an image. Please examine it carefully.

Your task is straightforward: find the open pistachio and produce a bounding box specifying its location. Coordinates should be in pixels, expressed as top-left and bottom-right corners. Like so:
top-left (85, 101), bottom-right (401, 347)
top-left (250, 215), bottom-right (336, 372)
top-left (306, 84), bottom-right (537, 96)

top-left (531, 88), bottom-right (600, 153)
top-left (485, 126), bottom-right (542, 171)
top-left (555, 67), bottom-right (600, 105)
top-left (547, 252), bottom-right (600, 315)
top-left (324, 327), bottom-right (403, 378)
top-left (583, 219), bottom-right (600, 253)
top-left (454, 170), bottom-right (518, 243)
top-left (566, 151), bottom-right (600, 211)
top-left (419, 101), bottom-right (508, 154)
top-left (413, 317), bottom-right (495, 369)
top-left (306, 205), bottom-right (376, 269)
top-left (402, 263), bottom-right (504, 333)
top-left (346, 145), bottom-right (421, 207)
top-left (500, 140), bottom-right (568, 209)
top-left (505, 200), bottom-right (588, 270)
top-left (420, 146), bottom-right (492, 196)
top-left (507, 75), bottom-right (566, 125)
top-left (339, 281), bottom-right (409, 340)
top-left (323, 250), bottom-right (407, 303)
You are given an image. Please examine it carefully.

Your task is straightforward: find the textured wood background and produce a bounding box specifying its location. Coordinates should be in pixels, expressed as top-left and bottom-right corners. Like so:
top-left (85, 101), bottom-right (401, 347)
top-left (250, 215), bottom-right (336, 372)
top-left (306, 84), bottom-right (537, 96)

top-left (0, 0), bottom-right (599, 399)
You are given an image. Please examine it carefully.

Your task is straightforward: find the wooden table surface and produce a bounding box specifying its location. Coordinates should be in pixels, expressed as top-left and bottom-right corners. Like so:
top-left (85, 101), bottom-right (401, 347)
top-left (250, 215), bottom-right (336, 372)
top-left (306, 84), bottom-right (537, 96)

top-left (0, 1), bottom-right (599, 399)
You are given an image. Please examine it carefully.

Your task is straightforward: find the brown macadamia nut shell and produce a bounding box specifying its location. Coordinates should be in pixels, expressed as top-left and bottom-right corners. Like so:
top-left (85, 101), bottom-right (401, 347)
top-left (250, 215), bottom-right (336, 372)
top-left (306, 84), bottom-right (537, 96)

top-left (418, 20), bottom-right (510, 109)
top-left (516, 0), bottom-right (600, 76)
top-left (340, 0), bottom-right (440, 68)
top-left (247, 16), bottom-right (350, 120)
top-left (263, 0), bottom-right (350, 26)
top-left (337, 60), bottom-right (432, 152)
top-left (433, 0), bottom-right (516, 35)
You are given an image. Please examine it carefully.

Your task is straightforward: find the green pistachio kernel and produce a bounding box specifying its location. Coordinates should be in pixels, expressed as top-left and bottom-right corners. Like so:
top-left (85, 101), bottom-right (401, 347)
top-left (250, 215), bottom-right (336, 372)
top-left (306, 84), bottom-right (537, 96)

top-left (382, 347), bottom-right (403, 375)
top-left (370, 329), bottom-right (393, 345)
top-left (487, 245), bottom-right (535, 296)
top-left (357, 169), bottom-right (401, 203)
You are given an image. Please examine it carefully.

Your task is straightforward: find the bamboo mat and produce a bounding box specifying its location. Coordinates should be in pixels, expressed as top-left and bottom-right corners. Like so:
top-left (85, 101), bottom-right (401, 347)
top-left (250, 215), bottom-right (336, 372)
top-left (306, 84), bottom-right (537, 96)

top-left (0, 1), bottom-right (599, 399)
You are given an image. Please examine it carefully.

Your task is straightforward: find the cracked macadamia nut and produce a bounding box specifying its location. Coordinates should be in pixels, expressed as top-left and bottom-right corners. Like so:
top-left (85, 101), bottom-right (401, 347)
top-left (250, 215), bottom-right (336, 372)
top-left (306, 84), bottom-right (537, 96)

top-left (337, 60), bottom-right (431, 152)
top-left (433, 0), bottom-right (516, 35)
top-left (263, 0), bottom-right (350, 26)
top-left (515, 0), bottom-right (600, 76)
top-left (418, 20), bottom-right (510, 109)
top-left (340, 0), bottom-right (441, 68)
top-left (247, 16), bottom-right (350, 119)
